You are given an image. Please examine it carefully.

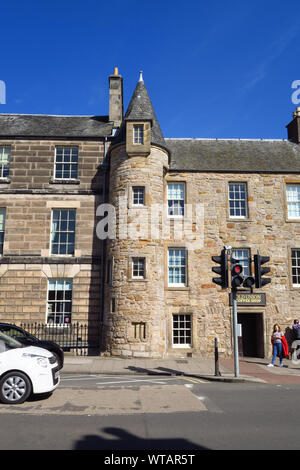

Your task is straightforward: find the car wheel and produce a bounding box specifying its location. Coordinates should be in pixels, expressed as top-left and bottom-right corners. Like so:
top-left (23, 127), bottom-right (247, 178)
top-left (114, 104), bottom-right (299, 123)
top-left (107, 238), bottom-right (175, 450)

top-left (0, 372), bottom-right (32, 404)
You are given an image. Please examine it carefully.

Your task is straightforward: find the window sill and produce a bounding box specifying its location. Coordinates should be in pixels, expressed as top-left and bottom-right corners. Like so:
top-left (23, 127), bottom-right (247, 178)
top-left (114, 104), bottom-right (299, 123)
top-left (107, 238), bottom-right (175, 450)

top-left (167, 286), bottom-right (189, 291)
top-left (227, 217), bottom-right (251, 223)
top-left (49, 178), bottom-right (80, 185)
top-left (0, 178), bottom-right (11, 184)
top-left (49, 254), bottom-right (75, 258)
top-left (128, 278), bottom-right (148, 282)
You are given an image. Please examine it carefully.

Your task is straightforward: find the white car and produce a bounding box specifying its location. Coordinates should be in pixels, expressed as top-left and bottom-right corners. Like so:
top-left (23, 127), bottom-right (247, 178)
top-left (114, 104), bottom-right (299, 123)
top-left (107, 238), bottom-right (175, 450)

top-left (0, 331), bottom-right (60, 404)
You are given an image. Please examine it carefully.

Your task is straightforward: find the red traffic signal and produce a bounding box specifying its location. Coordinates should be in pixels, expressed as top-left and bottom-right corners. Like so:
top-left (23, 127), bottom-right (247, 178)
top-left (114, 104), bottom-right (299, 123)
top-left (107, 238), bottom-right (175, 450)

top-left (231, 259), bottom-right (244, 288)
top-left (232, 264), bottom-right (242, 275)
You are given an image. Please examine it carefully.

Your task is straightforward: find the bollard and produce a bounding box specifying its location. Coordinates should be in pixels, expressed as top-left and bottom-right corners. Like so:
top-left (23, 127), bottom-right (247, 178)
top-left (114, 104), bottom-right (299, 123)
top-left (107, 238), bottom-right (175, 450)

top-left (214, 337), bottom-right (221, 377)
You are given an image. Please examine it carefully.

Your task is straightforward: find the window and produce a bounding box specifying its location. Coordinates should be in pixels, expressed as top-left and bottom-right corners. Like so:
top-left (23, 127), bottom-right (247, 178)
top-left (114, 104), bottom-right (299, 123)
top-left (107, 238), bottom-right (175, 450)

top-left (172, 314), bottom-right (192, 348)
top-left (133, 125), bottom-right (144, 144)
top-left (232, 249), bottom-right (250, 276)
top-left (111, 298), bottom-right (116, 313)
top-left (55, 147), bottom-right (78, 180)
top-left (0, 208), bottom-right (5, 255)
top-left (292, 250), bottom-right (300, 286)
top-left (229, 183), bottom-right (248, 218)
top-left (132, 257), bottom-right (145, 279)
top-left (168, 248), bottom-right (186, 286)
top-left (0, 146), bottom-right (10, 178)
top-left (287, 184), bottom-right (300, 219)
top-left (51, 209), bottom-right (76, 255)
top-left (132, 186), bottom-right (145, 206)
top-left (47, 279), bottom-right (72, 324)
top-left (167, 183), bottom-right (185, 217)
top-left (132, 322), bottom-right (146, 340)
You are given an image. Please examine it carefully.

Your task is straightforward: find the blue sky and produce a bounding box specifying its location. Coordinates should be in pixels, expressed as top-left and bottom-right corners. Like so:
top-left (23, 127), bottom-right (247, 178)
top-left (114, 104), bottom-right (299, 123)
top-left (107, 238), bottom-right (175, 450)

top-left (1, 0), bottom-right (300, 139)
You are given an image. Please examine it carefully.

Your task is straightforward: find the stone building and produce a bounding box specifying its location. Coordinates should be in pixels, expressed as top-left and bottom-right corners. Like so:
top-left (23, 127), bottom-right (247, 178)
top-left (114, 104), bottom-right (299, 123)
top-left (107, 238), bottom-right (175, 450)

top-left (1, 68), bottom-right (300, 359)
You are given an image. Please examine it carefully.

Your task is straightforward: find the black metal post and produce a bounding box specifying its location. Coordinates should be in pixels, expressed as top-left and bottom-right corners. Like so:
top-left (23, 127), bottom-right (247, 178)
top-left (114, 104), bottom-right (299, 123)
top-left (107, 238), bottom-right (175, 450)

top-left (214, 337), bottom-right (221, 376)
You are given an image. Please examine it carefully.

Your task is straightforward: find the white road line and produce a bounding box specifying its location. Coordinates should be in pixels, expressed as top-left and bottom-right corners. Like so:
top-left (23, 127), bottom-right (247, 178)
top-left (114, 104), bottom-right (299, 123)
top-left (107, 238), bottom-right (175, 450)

top-left (60, 375), bottom-right (100, 381)
top-left (195, 395), bottom-right (223, 413)
top-left (95, 378), bottom-right (169, 385)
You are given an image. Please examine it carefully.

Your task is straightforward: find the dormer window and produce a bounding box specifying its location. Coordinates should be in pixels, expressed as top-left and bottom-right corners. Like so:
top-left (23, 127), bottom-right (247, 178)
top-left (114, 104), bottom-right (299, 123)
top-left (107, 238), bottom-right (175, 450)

top-left (133, 125), bottom-right (144, 144)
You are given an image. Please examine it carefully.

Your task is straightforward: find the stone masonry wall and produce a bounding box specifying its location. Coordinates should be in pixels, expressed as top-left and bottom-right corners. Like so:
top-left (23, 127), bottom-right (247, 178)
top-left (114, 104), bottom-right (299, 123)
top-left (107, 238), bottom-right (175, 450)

top-left (102, 144), bottom-right (169, 357)
top-left (165, 171), bottom-right (300, 358)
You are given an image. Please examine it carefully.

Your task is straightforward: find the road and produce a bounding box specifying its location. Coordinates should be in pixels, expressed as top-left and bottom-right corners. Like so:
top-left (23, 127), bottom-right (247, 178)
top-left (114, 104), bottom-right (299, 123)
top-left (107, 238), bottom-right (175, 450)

top-left (1, 374), bottom-right (300, 451)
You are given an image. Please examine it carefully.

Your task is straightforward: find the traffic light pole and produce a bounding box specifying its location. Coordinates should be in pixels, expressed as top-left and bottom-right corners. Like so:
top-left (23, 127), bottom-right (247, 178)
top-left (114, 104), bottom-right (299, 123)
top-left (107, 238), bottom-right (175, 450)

top-left (232, 288), bottom-right (239, 377)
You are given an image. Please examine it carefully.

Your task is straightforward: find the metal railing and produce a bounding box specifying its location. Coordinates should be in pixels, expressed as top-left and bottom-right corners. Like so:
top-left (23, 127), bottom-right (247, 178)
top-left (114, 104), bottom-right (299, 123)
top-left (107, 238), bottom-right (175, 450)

top-left (20, 322), bottom-right (99, 354)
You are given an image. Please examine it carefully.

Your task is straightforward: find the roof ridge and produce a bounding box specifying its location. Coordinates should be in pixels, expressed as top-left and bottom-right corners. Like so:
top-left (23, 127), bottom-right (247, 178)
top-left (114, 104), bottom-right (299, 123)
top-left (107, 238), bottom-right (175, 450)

top-left (165, 138), bottom-right (288, 142)
top-left (0, 113), bottom-right (107, 118)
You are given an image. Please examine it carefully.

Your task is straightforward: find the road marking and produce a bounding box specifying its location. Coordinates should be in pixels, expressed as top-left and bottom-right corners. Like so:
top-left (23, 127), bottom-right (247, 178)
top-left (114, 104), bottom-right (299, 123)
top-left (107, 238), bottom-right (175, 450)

top-left (195, 395), bottom-right (223, 413)
top-left (95, 378), bottom-right (169, 385)
top-left (60, 375), bottom-right (100, 382)
top-left (179, 376), bottom-right (206, 384)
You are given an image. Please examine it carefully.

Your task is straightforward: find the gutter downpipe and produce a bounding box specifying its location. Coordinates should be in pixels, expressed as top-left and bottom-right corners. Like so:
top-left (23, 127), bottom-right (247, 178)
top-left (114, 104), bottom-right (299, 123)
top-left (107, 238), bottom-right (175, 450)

top-left (99, 136), bottom-right (108, 353)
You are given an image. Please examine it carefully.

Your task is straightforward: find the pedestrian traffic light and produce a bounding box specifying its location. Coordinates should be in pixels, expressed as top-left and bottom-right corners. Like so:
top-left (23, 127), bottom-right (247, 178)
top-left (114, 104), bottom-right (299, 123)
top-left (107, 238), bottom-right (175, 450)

top-left (212, 248), bottom-right (228, 289)
top-left (254, 254), bottom-right (271, 288)
top-left (231, 259), bottom-right (244, 288)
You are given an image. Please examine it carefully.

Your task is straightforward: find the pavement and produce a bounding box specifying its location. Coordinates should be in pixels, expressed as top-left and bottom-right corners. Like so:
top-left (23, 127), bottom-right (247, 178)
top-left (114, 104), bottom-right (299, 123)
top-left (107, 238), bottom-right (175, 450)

top-left (61, 354), bottom-right (300, 384)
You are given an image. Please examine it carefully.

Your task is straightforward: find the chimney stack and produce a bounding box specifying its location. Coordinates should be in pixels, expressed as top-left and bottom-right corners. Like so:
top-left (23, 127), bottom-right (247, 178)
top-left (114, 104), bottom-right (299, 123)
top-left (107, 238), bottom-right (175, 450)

top-left (109, 67), bottom-right (123, 128)
top-left (287, 107), bottom-right (300, 144)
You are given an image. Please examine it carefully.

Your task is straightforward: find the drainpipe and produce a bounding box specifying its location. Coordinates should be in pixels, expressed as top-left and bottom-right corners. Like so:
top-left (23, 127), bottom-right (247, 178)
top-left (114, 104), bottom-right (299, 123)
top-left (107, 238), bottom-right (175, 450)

top-left (99, 136), bottom-right (108, 353)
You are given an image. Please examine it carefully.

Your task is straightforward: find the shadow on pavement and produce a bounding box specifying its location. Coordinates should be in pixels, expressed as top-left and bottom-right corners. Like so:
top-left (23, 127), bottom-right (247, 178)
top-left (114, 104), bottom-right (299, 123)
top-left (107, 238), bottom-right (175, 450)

top-left (125, 365), bottom-right (184, 376)
top-left (73, 427), bottom-right (209, 450)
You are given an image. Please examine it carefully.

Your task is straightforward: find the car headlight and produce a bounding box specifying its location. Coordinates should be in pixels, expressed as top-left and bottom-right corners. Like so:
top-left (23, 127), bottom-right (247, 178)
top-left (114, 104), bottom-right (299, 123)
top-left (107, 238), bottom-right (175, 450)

top-left (36, 357), bottom-right (48, 368)
top-left (22, 353), bottom-right (48, 368)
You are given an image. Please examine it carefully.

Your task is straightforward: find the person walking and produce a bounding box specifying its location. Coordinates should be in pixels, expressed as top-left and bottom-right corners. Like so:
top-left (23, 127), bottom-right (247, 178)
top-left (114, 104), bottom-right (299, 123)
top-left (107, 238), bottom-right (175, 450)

top-left (267, 324), bottom-right (288, 367)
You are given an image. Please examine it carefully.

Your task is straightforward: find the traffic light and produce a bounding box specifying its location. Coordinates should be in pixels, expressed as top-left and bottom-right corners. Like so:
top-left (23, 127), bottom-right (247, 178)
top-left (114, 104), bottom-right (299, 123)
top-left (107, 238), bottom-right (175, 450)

top-left (212, 248), bottom-right (228, 289)
top-left (254, 254), bottom-right (271, 288)
top-left (231, 258), bottom-right (255, 289)
top-left (231, 259), bottom-right (244, 288)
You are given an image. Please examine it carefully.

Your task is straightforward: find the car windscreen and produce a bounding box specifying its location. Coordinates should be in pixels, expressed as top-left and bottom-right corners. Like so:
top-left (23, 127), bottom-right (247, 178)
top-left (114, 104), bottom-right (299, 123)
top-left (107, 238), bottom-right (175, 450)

top-left (0, 331), bottom-right (23, 351)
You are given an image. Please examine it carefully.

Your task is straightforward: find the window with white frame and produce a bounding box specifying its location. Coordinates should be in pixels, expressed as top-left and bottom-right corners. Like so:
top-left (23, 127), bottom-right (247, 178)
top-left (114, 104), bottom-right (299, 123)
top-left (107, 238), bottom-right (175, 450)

top-left (172, 314), bottom-right (192, 347)
top-left (0, 146), bottom-right (10, 178)
top-left (0, 208), bottom-right (6, 255)
top-left (291, 249), bottom-right (300, 286)
top-left (47, 279), bottom-right (72, 324)
top-left (232, 249), bottom-right (250, 276)
top-left (132, 186), bottom-right (145, 206)
top-left (55, 147), bottom-right (78, 180)
top-left (132, 257), bottom-right (145, 279)
top-left (228, 183), bottom-right (248, 218)
top-left (286, 184), bottom-right (300, 219)
top-left (51, 209), bottom-right (76, 255)
top-left (168, 248), bottom-right (186, 286)
top-left (167, 182), bottom-right (185, 217)
top-left (133, 125), bottom-right (144, 144)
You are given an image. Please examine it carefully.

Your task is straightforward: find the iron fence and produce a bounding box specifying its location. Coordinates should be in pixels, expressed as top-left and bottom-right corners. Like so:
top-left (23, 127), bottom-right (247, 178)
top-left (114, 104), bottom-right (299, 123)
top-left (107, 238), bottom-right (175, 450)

top-left (20, 322), bottom-right (99, 354)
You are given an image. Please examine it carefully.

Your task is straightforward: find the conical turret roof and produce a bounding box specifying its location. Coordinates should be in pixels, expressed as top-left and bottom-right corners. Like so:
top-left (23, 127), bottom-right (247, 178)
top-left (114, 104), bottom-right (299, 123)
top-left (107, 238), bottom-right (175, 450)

top-left (110, 72), bottom-right (168, 151)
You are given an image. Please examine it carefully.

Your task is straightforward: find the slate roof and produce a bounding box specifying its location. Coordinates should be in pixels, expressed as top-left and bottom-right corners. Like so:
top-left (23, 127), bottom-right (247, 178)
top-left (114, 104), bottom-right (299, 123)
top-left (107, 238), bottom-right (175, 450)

top-left (111, 78), bottom-right (167, 150)
top-left (0, 114), bottom-right (113, 138)
top-left (166, 139), bottom-right (300, 173)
